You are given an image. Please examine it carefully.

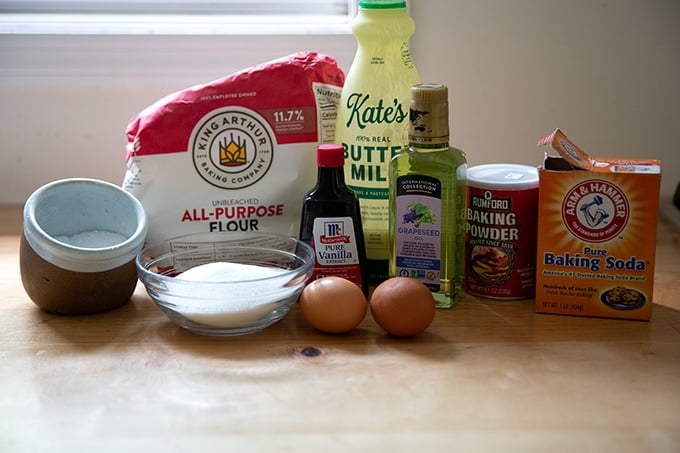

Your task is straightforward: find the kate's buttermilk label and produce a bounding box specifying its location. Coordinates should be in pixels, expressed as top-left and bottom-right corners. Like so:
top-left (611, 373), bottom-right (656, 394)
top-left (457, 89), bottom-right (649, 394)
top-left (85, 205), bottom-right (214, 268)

top-left (465, 168), bottom-right (539, 300)
top-left (342, 92), bottom-right (406, 191)
top-left (535, 129), bottom-right (661, 321)
top-left (337, 90), bottom-right (411, 282)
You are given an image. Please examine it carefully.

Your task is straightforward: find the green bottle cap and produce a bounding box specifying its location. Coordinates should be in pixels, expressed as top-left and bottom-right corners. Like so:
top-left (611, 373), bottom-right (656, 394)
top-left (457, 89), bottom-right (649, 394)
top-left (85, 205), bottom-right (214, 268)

top-left (359, 0), bottom-right (407, 9)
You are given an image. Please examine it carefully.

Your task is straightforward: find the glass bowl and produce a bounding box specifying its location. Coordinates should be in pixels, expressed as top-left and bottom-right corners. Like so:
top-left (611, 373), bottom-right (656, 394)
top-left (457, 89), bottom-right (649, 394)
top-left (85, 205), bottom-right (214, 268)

top-left (136, 232), bottom-right (314, 336)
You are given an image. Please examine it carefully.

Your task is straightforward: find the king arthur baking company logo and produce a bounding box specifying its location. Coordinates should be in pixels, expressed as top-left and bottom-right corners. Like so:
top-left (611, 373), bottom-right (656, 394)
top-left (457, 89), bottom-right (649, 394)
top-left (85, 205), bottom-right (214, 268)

top-left (562, 179), bottom-right (630, 243)
top-left (190, 107), bottom-right (274, 190)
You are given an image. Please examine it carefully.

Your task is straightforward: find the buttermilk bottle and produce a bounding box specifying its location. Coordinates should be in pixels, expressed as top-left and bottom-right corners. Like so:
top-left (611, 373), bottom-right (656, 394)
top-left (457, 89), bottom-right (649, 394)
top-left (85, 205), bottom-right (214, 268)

top-left (335, 0), bottom-right (421, 285)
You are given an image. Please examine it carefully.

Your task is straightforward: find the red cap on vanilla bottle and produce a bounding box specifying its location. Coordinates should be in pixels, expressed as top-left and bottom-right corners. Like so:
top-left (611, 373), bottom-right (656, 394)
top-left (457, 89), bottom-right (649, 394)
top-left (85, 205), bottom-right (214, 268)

top-left (316, 144), bottom-right (345, 168)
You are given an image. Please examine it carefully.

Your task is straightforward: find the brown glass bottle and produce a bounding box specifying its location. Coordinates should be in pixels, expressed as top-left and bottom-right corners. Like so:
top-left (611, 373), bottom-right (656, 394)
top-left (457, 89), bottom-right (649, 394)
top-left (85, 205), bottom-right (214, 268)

top-left (299, 144), bottom-right (368, 295)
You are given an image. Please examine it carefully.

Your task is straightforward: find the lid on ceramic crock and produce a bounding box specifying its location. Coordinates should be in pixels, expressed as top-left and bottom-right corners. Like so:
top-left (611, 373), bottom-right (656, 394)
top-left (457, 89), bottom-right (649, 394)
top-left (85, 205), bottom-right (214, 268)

top-left (22, 178), bottom-right (148, 272)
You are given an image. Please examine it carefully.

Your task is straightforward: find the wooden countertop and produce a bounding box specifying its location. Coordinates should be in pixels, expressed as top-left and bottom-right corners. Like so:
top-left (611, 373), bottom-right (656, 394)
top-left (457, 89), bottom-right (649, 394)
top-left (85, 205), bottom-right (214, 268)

top-left (2, 204), bottom-right (680, 452)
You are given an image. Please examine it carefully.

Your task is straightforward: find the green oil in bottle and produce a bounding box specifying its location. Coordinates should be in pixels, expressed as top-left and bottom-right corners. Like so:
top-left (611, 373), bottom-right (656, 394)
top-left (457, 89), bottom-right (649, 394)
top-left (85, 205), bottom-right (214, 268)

top-left (388, 83), bottom-right (467, 308)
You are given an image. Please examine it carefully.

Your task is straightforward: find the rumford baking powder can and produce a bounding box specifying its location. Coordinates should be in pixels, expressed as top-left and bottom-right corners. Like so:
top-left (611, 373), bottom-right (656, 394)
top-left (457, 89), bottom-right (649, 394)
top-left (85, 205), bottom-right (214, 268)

top-left (465, 164), bottom-right (539, 300)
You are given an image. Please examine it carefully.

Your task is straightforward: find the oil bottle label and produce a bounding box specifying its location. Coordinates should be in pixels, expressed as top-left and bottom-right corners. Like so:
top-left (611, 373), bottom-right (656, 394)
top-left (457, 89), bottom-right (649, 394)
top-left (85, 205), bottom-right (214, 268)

top-left (311, 216), bottom-right (363, 286)
top-left (394, 175), bottom-right (442, 290)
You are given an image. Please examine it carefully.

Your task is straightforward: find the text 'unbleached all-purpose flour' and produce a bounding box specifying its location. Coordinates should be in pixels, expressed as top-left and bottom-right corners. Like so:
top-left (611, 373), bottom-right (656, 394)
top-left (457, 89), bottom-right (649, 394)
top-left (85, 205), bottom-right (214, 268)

top-left (124, 52), bottom-right (345, 245)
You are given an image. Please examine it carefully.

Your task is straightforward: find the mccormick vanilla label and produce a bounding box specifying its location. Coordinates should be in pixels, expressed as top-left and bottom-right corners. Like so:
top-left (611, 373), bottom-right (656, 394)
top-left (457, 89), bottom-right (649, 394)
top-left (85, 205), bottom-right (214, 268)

top-left (465, 164), bottom-right (539, 300)
top-left (535, 129), bottom-right (661, 321)
top-left (310, 216), bottom-right (363, 284)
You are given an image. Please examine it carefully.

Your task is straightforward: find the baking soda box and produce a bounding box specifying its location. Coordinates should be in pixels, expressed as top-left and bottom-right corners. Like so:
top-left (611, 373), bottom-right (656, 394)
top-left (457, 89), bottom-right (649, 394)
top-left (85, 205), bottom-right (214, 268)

top-left (535, 129), bottom-right (661, 320)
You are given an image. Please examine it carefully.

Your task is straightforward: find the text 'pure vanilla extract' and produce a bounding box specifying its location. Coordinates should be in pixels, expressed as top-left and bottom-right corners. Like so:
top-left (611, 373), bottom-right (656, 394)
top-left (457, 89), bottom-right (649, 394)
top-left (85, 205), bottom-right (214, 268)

top-left (299, 144), bottom-right (368, 295)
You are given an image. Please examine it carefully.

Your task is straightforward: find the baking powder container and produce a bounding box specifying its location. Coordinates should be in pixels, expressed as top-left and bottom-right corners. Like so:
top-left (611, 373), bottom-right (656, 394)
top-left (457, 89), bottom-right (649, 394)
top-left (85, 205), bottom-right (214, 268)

top-left (464, 164), bottom-right (539, 300)
top-left (20, 178), bottom-right (148, 314)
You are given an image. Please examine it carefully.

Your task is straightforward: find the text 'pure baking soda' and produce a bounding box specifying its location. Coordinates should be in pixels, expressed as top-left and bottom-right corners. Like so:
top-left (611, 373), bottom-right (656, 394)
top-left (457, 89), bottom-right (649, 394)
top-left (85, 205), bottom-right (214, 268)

top-left (535, 129), bottom-right (661, 321)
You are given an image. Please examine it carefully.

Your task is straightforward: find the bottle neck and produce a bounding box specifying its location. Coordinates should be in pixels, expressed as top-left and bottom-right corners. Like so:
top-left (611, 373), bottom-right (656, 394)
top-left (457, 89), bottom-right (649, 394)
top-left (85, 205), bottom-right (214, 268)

top-left (408, 120), bottom-right (450, 149)
top-left (353, 8), bottom-right (415, 44)
top-left (408, 98), bottom-right (450, 149)
top-left (409, 137), bottom-right (450, 150)
top-left (316, 166), bottom-right (347, 189)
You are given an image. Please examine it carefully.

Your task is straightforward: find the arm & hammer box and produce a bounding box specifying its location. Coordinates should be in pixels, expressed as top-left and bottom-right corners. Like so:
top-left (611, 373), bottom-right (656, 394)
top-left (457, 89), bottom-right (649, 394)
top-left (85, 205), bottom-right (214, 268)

top-left (535, 129), bottom-right (661, 320)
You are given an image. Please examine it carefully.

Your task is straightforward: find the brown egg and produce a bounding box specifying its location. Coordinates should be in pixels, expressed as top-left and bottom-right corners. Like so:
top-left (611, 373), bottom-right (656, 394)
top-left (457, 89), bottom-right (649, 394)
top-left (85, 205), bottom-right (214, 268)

top-left (299, 277), bottom-right (368, 334)
top-left (370, 277), bottom-right (435, 337)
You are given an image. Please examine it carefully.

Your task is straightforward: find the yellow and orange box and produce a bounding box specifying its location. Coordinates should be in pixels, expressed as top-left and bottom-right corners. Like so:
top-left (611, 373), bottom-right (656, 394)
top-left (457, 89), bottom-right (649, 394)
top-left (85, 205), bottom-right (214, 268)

top-left (535, 129), bottom-right (661, 320)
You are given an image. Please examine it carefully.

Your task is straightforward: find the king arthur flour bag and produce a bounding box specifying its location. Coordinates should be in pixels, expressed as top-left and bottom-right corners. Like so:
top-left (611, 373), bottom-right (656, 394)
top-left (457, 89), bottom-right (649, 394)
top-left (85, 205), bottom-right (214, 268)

top-left (124, 52), bottom-right (345, 244)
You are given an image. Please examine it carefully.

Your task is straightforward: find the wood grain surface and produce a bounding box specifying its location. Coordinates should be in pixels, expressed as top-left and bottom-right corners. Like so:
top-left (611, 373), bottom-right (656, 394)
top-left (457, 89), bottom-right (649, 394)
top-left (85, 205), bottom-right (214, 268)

top-left (1, 205), bottom-right (679, 452)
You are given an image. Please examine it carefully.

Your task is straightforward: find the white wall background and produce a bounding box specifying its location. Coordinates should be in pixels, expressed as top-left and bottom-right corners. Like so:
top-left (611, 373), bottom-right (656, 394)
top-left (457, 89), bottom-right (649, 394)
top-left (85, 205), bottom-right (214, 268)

top-left (1, 0), bottom-right (678, 205)
top-left (411, 0), bottom-right (679, 194)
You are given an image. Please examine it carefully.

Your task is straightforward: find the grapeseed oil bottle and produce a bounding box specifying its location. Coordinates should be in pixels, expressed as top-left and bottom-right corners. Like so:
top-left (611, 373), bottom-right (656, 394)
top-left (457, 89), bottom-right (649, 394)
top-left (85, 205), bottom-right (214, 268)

top-left (389, 84), bottom-right (467, 308)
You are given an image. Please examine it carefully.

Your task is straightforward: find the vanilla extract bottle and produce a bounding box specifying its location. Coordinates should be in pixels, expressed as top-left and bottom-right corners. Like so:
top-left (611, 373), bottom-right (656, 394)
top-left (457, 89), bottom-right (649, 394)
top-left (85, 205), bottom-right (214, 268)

top-left (388, 84), bottom-right (467, 308)
top-left (299, 144), bottom-right (368, 295)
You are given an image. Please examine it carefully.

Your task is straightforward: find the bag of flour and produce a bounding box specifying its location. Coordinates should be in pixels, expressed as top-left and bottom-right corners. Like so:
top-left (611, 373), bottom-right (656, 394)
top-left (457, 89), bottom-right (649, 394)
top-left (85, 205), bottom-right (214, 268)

top-left (124, 51), bottom-right (345, 245)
